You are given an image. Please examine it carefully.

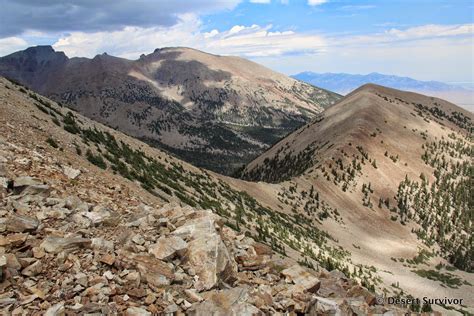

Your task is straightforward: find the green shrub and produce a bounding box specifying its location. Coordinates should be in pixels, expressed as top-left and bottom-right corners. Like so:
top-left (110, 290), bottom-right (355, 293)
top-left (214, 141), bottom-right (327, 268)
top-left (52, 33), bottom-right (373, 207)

top-left (52, 117), bottom-right (61, 126)
top-left (86, 150), bottom-right (107, 169)
top-left (46, 137), bottom-right (59, 148)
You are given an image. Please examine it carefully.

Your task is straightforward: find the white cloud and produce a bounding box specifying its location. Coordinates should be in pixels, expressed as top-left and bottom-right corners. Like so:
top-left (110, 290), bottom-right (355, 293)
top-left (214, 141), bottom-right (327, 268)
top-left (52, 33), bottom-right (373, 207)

top-left (5, 17), bottom-right (471, 84)
top-left (308, 0), bottom-right (327, 6)
top-left (386, 24), bottom-right (474, 39)
top-left (52, 17), bottom-right (473, 63)
top-left (0, 37), bottom-right (28, 56)
top-left (53, 15), bottom-right (326, 59)
top-left (250, 0), bottom-right (271, 3)
top-left (328, 23), bottom-right (474, 49)
top-left (0, 0), bottom-right (242, 37)
top-left (257, 25), bottom-right (473, 83)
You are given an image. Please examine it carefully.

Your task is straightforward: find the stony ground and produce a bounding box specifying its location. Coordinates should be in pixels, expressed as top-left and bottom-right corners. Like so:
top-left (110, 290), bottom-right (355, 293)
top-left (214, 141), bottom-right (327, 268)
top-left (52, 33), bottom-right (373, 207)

top-left (0, 135), bottom-right (412, 315)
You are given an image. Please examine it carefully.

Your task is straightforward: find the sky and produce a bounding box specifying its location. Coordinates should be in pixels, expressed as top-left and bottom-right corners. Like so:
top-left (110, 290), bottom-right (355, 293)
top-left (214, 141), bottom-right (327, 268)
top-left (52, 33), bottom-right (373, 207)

top-left (0, 0), bottom-right (473, 83)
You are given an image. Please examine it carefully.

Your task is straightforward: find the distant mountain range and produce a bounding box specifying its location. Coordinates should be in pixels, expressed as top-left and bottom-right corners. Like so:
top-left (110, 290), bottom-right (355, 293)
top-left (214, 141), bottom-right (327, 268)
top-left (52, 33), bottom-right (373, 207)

top-left (292, 72), bottom-right (473, 111)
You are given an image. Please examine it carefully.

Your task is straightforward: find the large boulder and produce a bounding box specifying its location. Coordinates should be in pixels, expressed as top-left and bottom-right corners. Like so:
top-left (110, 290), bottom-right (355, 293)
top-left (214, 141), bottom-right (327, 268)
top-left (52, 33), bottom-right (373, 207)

top-left (188, 287), bottom-right (263, 316)
top-left (346, 285), bottom-right (376, 306)
top-left (118, 251), bottom-right (175, 287)
top-left (185, 233), bottom-right (236, 291)
top-left (12, 176), bottom-right (42, 187)
top-left (44, 302), bottom-right (66, 316)
top-left (175, 214), bottom-right (237, 291)
top-left (172, 210), bottom-right (221, 239)
top-left (82, 205), bottom-right (118, 226)
top-left (307, 296), bottom-right (343, 316)
top-left (148, 235), bottom-right (187, 260)
top-left (62, 166), bottom-right (81, 179)
top-left (11, 176), bottom-right (49, 196)
top-left (281, 265), bottom-right (321, 293)
top-left (126, 307), bottom-right (151, 316)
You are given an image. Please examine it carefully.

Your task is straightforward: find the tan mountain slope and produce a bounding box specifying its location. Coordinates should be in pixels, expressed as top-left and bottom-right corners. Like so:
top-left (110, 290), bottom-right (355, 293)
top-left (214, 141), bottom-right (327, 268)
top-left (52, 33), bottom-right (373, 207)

top-left (0, 46), bottom-right (340, 175)
top-left (236, 84), bottom-right (473, 312)
top-left (1, 77), bottom-right (413, 314)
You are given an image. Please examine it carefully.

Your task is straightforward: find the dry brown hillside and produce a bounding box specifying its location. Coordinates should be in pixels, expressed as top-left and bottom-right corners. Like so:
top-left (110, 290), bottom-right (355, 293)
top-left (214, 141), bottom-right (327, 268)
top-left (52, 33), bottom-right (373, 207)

top-left (0, 46), bottom-right (340, 175)
top-left (237, 84), bottom-right (473, 313)
top-left (0, 77), bottom-right (414, 314)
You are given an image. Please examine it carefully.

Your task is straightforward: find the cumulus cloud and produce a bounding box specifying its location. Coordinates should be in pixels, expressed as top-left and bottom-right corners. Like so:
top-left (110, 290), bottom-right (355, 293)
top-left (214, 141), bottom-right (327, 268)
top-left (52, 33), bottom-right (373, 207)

top-left (53, 15), bottom-right (327, 59)
top-left (0, 0), bottom-right (474, 81)
top-left (51, 16), bottom-right (473, 62)
top-left (0, 0), bottom-right (241, 37)
top-left (0, 37), bottom-right (29, 56)
top-left (249, 0), bottom-right (271, 3)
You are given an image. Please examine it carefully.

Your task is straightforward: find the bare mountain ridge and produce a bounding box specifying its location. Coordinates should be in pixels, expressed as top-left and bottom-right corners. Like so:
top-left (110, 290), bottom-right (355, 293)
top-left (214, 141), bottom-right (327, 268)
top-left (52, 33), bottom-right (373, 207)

top-left (293, 71), bottom-right (474, 111)
top-left (0, 76), bottom-right (412, 315)
top-left (240, 83), bottom-right (472, 181)
top-left (236, 84), bottom-right (473, 312)
top-left (0, 46), bottom-right (340, 174)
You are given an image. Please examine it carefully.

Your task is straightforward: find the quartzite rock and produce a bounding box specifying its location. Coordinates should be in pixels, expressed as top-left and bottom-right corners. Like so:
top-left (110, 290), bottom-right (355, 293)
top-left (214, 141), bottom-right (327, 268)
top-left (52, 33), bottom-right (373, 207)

top-left (44, 302), bottom-right (66, 316)
top-left (6, 214), bottom-right (39, 233)
top-left (148, 235), bottom-right (187, 261)
top-left (281, 265), bottom-right (321, 293)
top-left (62, 166), bottom-right (81, 179)
top-left (40, 236), bottom-right (92, 254)
top-left (184, 231), bottom-right (236, 291)
top-left (119, 251), bottom-right (175, 287)
top-left (21, 260), bottom-right (43, 277)
top-left (126, 306), bottom-right (151, 316)
top-left (188, 287), bottom-right (262, 316)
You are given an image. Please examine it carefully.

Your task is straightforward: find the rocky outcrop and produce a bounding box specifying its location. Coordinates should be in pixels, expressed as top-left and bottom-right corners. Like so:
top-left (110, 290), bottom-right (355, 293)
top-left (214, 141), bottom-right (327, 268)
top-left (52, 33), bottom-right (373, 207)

top-left (0, 135), bottom-right (410, 315)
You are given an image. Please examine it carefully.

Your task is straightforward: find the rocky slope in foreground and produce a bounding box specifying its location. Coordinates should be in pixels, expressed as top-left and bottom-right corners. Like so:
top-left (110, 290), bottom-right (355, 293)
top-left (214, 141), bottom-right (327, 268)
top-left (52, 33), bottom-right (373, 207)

top-left (0, 46), bottom-right (340, 175)
top-left (0, 78), bottom-right (407, 314)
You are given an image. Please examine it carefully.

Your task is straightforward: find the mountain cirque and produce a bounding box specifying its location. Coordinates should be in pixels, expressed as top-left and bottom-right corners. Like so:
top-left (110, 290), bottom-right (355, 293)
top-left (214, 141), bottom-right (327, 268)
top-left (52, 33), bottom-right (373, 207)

top-left (0, 46), bottom-right (340, 175)
top-left (0, 77), bottom-right (410, 315)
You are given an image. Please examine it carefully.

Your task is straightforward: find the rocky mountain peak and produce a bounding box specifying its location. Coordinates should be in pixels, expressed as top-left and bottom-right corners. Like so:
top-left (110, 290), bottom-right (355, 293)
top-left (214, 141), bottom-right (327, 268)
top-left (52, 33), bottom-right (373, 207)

top-left (4, 45), bottom-right (68, 64)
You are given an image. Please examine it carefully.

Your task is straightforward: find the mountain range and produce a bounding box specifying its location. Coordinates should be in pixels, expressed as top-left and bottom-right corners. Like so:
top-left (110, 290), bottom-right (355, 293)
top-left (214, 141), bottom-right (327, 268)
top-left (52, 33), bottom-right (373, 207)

top-left (0, 46), bottom-right (340, 175)
top-left (0, 76), bottom-right (417, 315)
top-left (293, 72), bottom-right (474, 111)
top-left (0, 45), bottom-right (473, 314)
